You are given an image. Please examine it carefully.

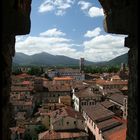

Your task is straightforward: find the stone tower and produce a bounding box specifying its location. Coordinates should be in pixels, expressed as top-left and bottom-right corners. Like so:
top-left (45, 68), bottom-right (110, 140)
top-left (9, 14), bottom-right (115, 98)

top-left (79, 58), bottom-right (84, 72)
top-left (119, 63), bottom-right (128, 80)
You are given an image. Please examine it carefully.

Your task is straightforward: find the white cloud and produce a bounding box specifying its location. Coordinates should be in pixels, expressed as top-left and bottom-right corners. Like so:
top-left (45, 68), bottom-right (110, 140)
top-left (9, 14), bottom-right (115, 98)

top-left (83, 34), bottom-right (129, 61)
top-left (40, 28), bottom-right (66, 37)
top-left (88, 7), bottom-right (104, 17)
top-left (15, 28), bottom-right (82, 59)
top-left (38, 0), bottom-right (75, 16)
top-left (78, 1), bottom-right (91, 10)
top-left (38, 2), bottom-right (54, 13)
top-left (78, 1), bottom-right (104, 18)
top-left (15, 29), bottom-right (129, 62)
top-left (57, 3), bottom-right (71, 9)
top-left (84, 27), bottom-right (101, 38)
top-left (16, 35), bottom-right (29, 42)
top-left (16, 35), bottom-right (73, 55)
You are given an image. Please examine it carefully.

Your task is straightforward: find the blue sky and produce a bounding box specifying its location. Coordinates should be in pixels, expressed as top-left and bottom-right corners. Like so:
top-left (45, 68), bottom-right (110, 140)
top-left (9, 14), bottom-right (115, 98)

top-left (15, 0), bottom-right (129, 62)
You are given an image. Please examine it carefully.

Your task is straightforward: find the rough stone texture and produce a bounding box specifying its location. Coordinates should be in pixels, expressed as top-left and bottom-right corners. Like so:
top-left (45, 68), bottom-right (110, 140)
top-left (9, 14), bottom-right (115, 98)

top-left (1, 34), bottom-right (15, 140)
top-left (1, 0), bottom-right (137, 140)
top-left (2, 0), bottom-right (32, 35)
top-left (1, 1), bottom-right (32, 139)
top-left (126, 38), bottom-right (138, 140)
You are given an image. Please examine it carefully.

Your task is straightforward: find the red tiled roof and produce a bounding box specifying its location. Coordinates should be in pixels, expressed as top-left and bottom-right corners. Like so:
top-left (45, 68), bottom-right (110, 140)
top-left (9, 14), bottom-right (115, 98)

top-left (111, 75), bottom-right (121, 80)
top-left (47, 85), bottom-right (71, 92)
top-left (101, 100), bottom-right (115, 109)
top-left (113, 116), bottom-right (127, 124)
top-left (74, 87), bottom-right (101, 99)
top-left (102, 121), bottom-right (127, 140)
top-left (96, 79), bottom-right (128, 85)
top-left (59, 95), bottom-right (71, 100)
top-left (22, 80), bottom-right (31, 85)
top-left (54, 76), bottom-right (74, 81)
top-left (39, 130), bottom-right (88, 140)
top-left (96, 79), bottom-right (106, 84)
top-left (51, 106), bottom-right (84, 124)
top-left (108, 93), bottom-right (128, 105)
top-left (16, 73), bottom-right (32, 77)
top-left (11, 86), bottom-right (34, 92)
top-left (82, 104), bottom-right (114, 122)
top-left (97, 118), bottom-right (122, 131)
top-left (121, 86), bottom-right (128, 91)
top-left (106, 127), bottom-right (126, 140)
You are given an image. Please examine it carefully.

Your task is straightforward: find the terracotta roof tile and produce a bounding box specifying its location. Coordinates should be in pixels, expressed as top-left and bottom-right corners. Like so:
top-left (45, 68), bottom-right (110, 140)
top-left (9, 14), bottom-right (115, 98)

top-left (96, 79), bottom-right (128, 85)
top-left (108, 93), bottom-right (128, 105)
top-left (54, 76), bottom-right (74, 81)
top-left (103, 123), bottom-right (127, 140)
top-left (22, 80), bottom-right (32, 85)
top-left (39, 130), bottom-right (88, 140)
top-left (111, 75), bottom-right (121, 80)
top-left (97, 118), bottom-right (122, 131)
top-left (11, 86), bottom-right (34, 92)
top-left (51, 106), bottom-right (84, 124)
top-left (47, 85), bottom-right (71, 92)
top-left (74, 87), bottom-right (102, 99)
top-left (82, 104), bottom-right (114, 122)
top-left (101, 100), bottom-right (115, 109)
top-left (16, 73), bottom-right (32, 77)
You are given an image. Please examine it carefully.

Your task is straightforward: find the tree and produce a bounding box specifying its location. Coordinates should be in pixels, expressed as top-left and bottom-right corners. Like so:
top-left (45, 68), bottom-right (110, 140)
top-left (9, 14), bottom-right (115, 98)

top-left (12, 68), bottom-right (22, 75)
top-left (84, 65), bottom-right (120, 74)
top-left (27, 66), bottom-right (43, 76)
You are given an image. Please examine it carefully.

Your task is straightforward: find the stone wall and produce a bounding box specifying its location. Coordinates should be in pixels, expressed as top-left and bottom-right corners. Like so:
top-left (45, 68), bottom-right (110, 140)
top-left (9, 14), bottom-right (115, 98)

top-left (125, 36), bottom-right (138, 140)
top-left (1, 34), bottom-right (15, 140)
top-left (98, 0), bottom-right (138, 140)
top-left (1, 0), bottom-right (137, 140)
top-left (1, 0), bottom-right (32, 139)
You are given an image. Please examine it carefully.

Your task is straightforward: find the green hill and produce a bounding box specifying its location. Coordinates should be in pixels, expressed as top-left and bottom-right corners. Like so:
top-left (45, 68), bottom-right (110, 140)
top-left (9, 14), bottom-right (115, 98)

top-left (13, 52), bottom-right (128, 66)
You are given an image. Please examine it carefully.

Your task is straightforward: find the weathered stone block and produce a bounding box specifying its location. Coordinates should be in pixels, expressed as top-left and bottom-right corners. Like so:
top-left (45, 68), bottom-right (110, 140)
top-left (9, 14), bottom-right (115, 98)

top-left (2, 0), bottom-right (32, 35)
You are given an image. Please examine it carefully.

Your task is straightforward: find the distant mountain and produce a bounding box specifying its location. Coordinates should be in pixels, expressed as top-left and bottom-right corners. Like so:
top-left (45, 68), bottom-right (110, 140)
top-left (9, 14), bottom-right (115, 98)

top-left (13, 53), bottom-right (30, 64)
top-left (13, 52), bottom-right (128, 66)
top-left (13, 52), bottom-right (94, 66)
top-left (105, 53), bottom-right (128, 66)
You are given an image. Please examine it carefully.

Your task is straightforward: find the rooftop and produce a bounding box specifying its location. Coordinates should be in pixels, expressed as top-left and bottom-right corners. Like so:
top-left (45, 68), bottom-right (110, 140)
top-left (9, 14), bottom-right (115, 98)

top-left (11, 86), bottom-right (34, 92)
top-left (111, 75), bottom-right (121, 80)
top-left (103, 123), bottom-right (126, 140)
top-left (108, 93), bottom-right (128, 105)
top-left (97, 118), bottom-right (122, 132)
top-left (82, 103), bottom-right (114, 122)
top-left (39, 130), bottom-right (88, 140)
top-left (51, 106), bottom-right (84, 124)
top-left (16, 73), bottom-right (33, 78)
top-left (54, 76), bottom-right (74, 81)
top-left (96, 79), bottom-right (128, 85)
top-left (74, 87), bottom-right (101, 99)
top-left (101, 100), bottom-right (115, 109)
top-left (59, 95), bottom-right (71, 100)
top-left (47, 84), bottom-right (71, 92)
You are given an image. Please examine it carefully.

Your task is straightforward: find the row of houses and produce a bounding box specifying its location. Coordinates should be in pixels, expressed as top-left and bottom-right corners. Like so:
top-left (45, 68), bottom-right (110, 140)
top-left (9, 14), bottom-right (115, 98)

top-left (9, 71), bottom-right (128, 140)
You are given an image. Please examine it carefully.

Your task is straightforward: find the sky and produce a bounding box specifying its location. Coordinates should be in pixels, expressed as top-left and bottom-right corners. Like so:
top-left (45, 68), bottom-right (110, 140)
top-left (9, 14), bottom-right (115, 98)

top-left (15, 0), bottom-right (129, 62)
